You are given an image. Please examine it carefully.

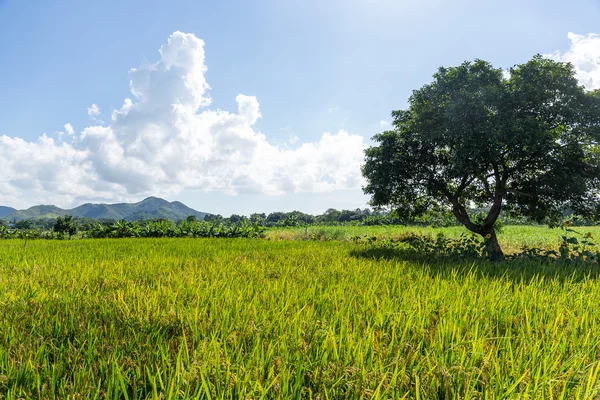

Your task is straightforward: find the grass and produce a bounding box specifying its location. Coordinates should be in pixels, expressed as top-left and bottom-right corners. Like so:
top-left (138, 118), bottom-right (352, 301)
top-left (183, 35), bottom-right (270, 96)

top-left (267, 224), bottom-right (600, 253)
top-left (2, 226), bottom-right (600, 398)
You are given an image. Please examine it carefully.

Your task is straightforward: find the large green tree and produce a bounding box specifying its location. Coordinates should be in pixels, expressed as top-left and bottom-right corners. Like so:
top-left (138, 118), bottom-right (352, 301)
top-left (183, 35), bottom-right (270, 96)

top-left (362, 56), bottom-right (600, 260)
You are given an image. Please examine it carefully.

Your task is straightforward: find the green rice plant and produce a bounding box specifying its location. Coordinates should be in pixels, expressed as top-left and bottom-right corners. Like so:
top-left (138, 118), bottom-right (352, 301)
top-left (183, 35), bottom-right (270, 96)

top-left (2, 237), bottom-right (600, 398)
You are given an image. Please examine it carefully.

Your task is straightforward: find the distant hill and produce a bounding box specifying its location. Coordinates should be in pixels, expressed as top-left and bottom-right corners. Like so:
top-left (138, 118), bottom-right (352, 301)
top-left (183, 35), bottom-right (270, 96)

top-left (3, 205), bottom-right (67, 221)
top-left (0, 206), bottom-right (16, 218)
top-left (1, 197), bottom-right (209, 222)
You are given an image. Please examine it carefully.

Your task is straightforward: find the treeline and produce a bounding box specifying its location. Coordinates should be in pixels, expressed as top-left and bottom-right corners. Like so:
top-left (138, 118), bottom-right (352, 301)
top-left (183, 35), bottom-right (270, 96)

top-left (210, 208), bottom-right (553, 227)
top-left (0, 208), bottom-right (446, 240)
top-left (2, 208), bottom-right (415, 232)
top-left (206, 208), bottom-right (457, 227)
top-left (1, 207), bottom-right (595, 241)
top-left (0, 216), bottom-right (264, 240)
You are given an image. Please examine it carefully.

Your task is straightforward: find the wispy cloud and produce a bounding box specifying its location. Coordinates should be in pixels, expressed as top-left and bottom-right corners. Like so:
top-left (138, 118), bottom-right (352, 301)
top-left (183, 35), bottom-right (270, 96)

top-left (87, 103), bottom-right (103, 124)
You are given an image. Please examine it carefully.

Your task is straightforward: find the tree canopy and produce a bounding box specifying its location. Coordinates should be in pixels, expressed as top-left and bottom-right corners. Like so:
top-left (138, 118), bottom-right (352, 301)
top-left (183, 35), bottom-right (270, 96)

top-left (53, 215), bottom-right (77, 238)
top-left (362, 56), bottom-right (600, 259)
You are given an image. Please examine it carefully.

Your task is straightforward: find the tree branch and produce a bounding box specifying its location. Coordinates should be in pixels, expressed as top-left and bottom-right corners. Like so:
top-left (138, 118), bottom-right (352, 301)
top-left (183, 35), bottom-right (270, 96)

top-left (443, 189), bottom-right (482, 234)
top-left (483, 164), bottom-right (506, 228)
top-left (454, 176), bottom-right (475, 198)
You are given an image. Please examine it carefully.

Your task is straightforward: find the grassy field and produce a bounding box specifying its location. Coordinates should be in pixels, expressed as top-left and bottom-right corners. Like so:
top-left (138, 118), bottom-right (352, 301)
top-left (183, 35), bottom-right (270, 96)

top-left (2, 226), bottom-right (600, 398)
top-left (268, 224), bottom-right (600, 254)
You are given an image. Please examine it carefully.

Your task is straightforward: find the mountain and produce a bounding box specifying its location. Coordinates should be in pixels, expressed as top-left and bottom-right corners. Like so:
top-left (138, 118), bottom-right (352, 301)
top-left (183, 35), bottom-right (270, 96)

top-left (0, 206), bottom-right (16, 218)
top-left (1, 197), bottom-right (209, 222)
top-left (4, 205), bottom-right (68, 221)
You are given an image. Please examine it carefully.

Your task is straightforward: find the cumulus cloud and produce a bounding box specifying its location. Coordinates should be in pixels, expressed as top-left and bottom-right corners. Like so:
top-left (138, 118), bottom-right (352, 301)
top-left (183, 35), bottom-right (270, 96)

top-left (64, 123), bottom-right (75, 135)
top-left (0, 31), bottom-right (367, 207)
top-left (87, 103), bottom-right (101, 117)
top-left (53, 123), bottom-right (75, 138)
top-left (379, 120), bottom-right (390, 127)
top-left (546, 32), bottom-right (600, 90)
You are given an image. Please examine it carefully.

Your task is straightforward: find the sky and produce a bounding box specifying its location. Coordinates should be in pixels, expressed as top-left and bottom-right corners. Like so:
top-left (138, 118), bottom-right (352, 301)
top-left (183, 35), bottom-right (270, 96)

top-left (0, 0), bottom-right (599, 216)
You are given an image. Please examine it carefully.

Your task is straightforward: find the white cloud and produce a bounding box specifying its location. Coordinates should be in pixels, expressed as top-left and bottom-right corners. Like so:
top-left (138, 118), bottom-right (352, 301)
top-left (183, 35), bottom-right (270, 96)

top-left (379, 120), bottom-right (390, 127)
top-left (64, 123), bottom-right (75, 135)
top-left (87, 103), bottom-right (101, 117)
top-left (546, 32), bottom-right (600, 90)
top-left (0, 31), bottom-right (367, 207)
top-left (53, 123), bottom-right (75, 138)
top-left (288, 135), bottom-right (299, 145)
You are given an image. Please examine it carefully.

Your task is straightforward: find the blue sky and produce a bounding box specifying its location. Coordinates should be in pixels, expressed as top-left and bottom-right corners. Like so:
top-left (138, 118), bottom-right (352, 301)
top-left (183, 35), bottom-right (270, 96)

top-left (0, 0), bottom-right (598, 215)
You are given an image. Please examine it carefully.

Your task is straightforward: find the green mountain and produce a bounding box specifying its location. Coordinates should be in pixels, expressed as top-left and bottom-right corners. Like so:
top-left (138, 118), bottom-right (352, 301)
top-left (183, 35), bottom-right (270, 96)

top-left (2, 197), bottom-right (209, 222)
top-left (0, 206), bottom-right (16, 218)
top-left (4, 205), bottom-right (68, 221)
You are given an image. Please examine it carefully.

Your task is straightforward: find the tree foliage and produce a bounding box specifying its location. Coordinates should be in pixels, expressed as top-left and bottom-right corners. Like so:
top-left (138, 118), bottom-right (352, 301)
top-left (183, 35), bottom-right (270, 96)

top-left (52, 215), bottom-right (77, 238)
top-left (363, 56), bottom-right (600, 259)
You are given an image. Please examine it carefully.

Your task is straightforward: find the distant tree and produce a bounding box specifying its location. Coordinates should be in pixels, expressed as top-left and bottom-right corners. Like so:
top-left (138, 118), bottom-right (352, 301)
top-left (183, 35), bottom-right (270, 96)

top-left (250, 213), bottom-right (266, 224)
top-left (73, 217), bottom-right (100, 232)
top-left (318, 209), bottom-right (341, 223)
top-left (338, 210), bottom-right (353, 223)
top-left (266, 212), bottom-right (287, 224)
top-left (204, 214), bottom-right (223, 222)
top-left (143, 219), bottom-right (177, 238)
top-left (14, 220), bottom-right (34, 230)
top-left (177, 215), bottom-right (198, 236)
top-left (53, 215), bottom-right (77, 238)
top-left (113, 220), bottom-right (140, 238)
top-left (363, 56), bottom-right (600, 260)
top-left (286, 211), bottom-right (314, 224)
top-left (229, 214), bottom-right (244, 223)
top-left (37, 218), bottom-right (57, 230)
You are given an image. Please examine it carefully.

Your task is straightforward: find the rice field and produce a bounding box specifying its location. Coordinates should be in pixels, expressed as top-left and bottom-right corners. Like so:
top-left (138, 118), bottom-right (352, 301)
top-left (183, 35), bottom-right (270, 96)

top-left (268, 224), bottom-right (600, 254)
top-left (2, 226), bottom-right (600, 398)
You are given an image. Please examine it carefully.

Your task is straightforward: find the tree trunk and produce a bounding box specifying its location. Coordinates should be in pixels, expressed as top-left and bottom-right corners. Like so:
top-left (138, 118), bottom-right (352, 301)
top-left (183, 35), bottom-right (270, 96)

top-left (483, 229), bottom-right (504, 261)
top-left (447, 188), bottom-right (505, 261)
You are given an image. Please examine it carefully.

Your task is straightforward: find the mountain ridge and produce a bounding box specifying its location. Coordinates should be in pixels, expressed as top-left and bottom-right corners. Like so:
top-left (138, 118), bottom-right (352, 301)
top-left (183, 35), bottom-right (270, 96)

top-left (1, 197), bottom-right (209, 222)
top-left (0, 206), bottom-right (16, 218)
